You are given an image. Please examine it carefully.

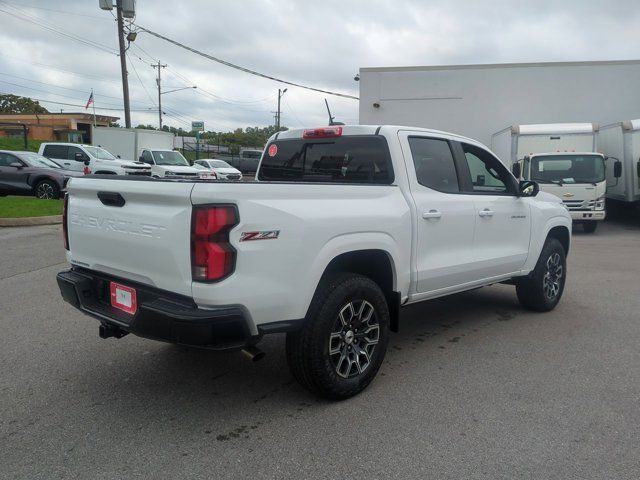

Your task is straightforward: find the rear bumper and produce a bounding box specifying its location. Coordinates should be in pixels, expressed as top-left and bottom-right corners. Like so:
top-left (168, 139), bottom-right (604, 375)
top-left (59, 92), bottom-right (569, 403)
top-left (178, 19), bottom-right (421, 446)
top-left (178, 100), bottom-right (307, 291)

top-left (569, 210), bottom-right (605, 221)
top-left (56, 268), bottom-right (256, 350)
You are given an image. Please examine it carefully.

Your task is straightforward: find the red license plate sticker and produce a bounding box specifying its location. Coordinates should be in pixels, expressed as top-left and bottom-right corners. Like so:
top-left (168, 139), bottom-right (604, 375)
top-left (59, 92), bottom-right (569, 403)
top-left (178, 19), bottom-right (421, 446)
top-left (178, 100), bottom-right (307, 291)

top-left (110, 282), bottom-right (138, 315)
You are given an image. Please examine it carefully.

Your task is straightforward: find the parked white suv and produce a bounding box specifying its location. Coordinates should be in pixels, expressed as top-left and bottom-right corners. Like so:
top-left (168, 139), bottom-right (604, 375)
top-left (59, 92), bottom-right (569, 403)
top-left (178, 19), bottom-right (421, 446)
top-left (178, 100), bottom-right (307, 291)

top-left (38, 143), bottom-right (151, 176)
top-left (138, 149), bottom-right (203, 179)
top-left (57, 125), bottom-right (571, 399)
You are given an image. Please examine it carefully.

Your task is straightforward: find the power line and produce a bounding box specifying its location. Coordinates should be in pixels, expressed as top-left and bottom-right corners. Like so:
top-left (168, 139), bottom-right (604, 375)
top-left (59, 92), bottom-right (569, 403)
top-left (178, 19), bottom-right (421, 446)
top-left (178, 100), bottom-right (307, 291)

top-left (0, 72), bottom-right (127, 102)
top-left (1, 1), bottom-right (110, 20)
top-left (126, 53), bottom-right (157, 107)
top-left (0, 54), bottom-right (121, 85)
top-left (134, 24), bottom-right (359, 100)
top-left (0, 79), bottom-right (152, 110)
top-left (0, 3), bottom-right (117, 55)
top-left (0, 92), bottom-right (153, 112)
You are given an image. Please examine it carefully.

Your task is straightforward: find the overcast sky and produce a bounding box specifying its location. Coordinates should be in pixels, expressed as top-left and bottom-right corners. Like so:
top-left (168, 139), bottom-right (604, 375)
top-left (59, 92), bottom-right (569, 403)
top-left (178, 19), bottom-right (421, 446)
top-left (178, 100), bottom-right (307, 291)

top-left (0, 0), bottom-right (638, 132)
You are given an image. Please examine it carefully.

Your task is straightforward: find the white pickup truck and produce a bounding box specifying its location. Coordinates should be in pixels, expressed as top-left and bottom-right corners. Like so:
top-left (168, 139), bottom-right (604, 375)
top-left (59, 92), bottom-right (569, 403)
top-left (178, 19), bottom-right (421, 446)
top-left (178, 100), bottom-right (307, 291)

top-left (56, 125), bottom-right (571, 399)
top-left (38, 143), bottom-right (151, 177)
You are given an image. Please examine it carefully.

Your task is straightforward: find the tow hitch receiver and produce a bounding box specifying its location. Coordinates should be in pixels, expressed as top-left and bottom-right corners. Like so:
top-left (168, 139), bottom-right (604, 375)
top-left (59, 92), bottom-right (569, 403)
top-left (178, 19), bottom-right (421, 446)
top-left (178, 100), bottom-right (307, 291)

top-left (99, 323), bottom-right (128, 339)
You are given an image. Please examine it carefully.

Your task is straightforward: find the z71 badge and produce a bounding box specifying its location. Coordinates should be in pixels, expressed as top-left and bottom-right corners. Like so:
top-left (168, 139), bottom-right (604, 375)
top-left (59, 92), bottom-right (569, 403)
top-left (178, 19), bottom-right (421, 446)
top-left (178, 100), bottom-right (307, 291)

top-left (240, 230), bottom-right (280, 242)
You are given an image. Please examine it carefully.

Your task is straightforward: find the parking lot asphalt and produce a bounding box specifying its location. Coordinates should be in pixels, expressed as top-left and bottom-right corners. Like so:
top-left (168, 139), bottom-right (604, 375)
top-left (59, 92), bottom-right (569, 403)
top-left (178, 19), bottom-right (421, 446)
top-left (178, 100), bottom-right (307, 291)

top-left (1, 216), bottom-right (639, 479)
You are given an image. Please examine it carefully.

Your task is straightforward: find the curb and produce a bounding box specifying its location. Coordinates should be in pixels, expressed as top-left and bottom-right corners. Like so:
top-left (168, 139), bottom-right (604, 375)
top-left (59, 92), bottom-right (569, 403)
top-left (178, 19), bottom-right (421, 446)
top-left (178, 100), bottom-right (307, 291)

top-left (0, 215), bottom-right (62, 227)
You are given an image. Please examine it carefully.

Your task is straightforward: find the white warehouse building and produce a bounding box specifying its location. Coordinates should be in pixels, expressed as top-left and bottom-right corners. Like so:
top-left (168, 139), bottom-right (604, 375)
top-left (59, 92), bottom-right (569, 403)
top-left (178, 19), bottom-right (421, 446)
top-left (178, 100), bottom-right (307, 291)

top-left (358, 60), bottom-right (640, 147)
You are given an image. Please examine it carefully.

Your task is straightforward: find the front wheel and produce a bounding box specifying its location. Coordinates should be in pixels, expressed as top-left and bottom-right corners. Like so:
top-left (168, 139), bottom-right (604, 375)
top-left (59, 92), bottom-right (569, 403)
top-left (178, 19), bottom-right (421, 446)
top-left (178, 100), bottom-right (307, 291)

top-left (516, 238), bottom-right (566, 312)
top-left (286, 273), bottom-right (390, 400)
top-left (582, 221), bottom-right (598, 233)
top-left (34, 179), bottom-right (60, 199)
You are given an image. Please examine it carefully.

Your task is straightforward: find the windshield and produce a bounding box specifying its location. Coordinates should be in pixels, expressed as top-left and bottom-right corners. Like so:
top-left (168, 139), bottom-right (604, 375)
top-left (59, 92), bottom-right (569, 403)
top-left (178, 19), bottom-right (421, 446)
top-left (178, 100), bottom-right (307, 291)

top-left (242, 150), bottom-right (262, 159)
top-left (84, 146), bottom-right (117, 160)
top-left (210, 160), bottom-right (231, 168)
top-left (19, 152), bottom-right (61, 169)
top-left (153, 150), bottom-right (189, 166)
top-left (530, 154), bottom-right (605, 184)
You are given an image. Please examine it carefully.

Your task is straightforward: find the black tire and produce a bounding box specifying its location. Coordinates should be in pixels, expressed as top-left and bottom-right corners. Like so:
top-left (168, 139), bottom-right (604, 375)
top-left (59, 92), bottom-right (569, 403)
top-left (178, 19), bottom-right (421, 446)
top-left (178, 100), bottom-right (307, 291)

top-left (516, 238), bottom-right (566, 312)
top-left (286, 273), bottom-right (390, 400)
top-left (582, 221), bottom-right (598, 233)
top-left (34, 179), bottom-right (60, 199)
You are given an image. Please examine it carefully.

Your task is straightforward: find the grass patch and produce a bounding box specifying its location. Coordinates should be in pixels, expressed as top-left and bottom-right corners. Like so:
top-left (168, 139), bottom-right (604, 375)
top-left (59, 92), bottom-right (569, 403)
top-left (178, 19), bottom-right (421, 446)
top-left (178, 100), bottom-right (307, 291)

top-left (0, 196), bottom-right (63, 218)
top-left (0, 137), bottom-right (43, 153)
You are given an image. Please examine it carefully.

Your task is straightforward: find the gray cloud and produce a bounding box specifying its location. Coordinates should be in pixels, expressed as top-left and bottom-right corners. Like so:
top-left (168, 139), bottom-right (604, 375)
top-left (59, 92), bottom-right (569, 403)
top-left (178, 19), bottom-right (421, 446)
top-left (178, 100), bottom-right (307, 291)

top-left (0, 0), bottom-right (638, 131)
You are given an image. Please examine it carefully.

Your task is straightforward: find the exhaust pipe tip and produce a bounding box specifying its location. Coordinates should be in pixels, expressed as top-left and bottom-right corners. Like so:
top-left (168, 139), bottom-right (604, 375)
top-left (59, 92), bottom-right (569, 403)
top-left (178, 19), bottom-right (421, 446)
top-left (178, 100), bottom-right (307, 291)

top-left (241, 345), bottom-right (266, 362)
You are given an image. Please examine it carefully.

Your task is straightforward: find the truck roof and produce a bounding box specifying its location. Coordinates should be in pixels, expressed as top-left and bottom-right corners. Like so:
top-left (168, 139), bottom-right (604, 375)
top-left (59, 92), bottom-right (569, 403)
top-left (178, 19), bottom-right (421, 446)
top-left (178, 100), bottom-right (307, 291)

top-left (528, 152), bottom-right (604, 158)
top-left (40, 142), bottom-right (95, 147)
top-left (273, 125), bottom-right (486, 148)
top-left (503, 123), bottom-right (598, 135)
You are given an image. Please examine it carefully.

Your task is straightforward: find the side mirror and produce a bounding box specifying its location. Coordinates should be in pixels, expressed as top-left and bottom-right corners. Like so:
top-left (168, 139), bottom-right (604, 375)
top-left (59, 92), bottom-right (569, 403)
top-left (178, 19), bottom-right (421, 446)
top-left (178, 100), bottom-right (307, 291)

top-left (9, 162), bottom-right (23, 169)
top-left (519, 180), bottom-right (539, 197)
top-left (614, 160), bottom-right (622, 178)
top-left (74, 152), bottom-right (86, 162)
top-left (83, 159), bottom-right (90, 166)
top-left (511, 162), bottom-right (521, 179)
top-left (476, 175), bottom-right (485, 186)
top-left (117, 155), bottom-right (121, 159)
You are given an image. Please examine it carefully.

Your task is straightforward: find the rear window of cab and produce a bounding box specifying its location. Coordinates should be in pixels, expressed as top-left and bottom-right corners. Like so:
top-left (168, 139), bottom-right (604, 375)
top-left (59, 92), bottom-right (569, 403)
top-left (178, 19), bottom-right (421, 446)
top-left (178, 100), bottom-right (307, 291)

top-left (258, 136), bottom-right (394, 184)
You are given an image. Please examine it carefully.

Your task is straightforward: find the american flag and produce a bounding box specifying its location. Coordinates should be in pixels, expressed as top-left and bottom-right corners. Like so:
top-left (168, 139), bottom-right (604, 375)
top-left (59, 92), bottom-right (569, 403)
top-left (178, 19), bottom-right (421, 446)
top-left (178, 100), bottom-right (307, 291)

top-left (84, 91), bottom-right (94, 109)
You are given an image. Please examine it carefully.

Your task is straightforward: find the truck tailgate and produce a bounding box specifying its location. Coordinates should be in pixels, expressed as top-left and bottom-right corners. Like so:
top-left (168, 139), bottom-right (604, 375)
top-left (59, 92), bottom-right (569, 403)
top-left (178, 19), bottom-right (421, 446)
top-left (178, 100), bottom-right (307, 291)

top-left (66, 178), bottom-right (195, 297)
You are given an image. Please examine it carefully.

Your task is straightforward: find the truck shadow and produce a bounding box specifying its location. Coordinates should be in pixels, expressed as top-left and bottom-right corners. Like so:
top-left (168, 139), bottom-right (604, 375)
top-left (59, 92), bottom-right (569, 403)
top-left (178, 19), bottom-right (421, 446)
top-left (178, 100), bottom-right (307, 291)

top-left (71, 285), bottom-right (525, 443)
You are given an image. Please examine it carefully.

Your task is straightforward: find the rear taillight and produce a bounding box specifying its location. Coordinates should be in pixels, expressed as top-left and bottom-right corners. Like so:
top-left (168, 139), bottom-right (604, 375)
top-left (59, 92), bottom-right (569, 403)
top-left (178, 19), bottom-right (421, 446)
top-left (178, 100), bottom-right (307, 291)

top-left (63, 193), bottom-right (69, 250)
top-left (191, 205), bottom-right (238, 282)
top-left (303, 126), bottom-right (342, 139)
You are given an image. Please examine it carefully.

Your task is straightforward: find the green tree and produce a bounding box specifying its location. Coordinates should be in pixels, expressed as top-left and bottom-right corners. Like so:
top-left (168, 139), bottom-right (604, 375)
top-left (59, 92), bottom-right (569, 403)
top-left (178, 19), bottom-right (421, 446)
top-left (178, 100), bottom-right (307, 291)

top-left (0, 94), bottom-right (48, 114)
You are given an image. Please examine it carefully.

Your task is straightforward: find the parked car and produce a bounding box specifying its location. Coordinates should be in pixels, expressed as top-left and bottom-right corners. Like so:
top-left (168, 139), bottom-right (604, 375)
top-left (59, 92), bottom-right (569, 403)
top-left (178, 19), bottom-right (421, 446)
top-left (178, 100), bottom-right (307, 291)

top-left (215, 149), bottom-right (263, 172)
top-left (38, 143), bottom-right (151, 176)
top-left (0, 150), bottom-right (83, 199)
top-left (138, 149), bottom-right (204, 179)
top-left (193, 159), bottom-right (243, 180)
top-left (56, 125), bottom-right (571, 399)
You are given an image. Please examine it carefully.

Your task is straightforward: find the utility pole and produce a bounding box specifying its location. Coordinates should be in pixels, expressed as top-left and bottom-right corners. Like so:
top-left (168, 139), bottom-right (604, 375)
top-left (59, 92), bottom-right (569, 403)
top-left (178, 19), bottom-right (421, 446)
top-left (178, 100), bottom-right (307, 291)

top-left (276, 88), bottom-right (287, 130)
top-left (115, 0), bottom-right (131, 128)
top-left (152, 60), bottom-right (167, 129)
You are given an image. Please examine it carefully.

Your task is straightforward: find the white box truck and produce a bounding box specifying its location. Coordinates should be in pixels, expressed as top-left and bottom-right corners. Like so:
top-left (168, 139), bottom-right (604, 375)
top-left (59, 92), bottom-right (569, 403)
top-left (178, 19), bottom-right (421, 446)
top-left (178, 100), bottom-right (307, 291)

top-left (92, 127), bottom-right (175, 162)
top-left (598, 120), bottom-right (640, 206)
top-left (491, 123), bottom-right (618, 233)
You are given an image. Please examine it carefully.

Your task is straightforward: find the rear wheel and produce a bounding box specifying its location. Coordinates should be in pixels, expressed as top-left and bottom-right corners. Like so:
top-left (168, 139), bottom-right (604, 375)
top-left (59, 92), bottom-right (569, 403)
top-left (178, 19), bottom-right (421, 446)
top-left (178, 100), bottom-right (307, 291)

top-left (34, 179), bottom-right (60, 199)
top-left (286, 273), bottom-right (390, 400)
top-left (582, 221), bottom-right (598, 233)
top-left (516, 238), bottom-right (566, 312)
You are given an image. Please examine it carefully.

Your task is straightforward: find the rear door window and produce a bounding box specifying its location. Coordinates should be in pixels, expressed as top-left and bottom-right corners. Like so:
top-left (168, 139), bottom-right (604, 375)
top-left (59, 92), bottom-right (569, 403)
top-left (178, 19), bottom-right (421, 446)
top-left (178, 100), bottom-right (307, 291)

top-left (408, 137), bottom-right (459, 193)
top-left (258, 136), bottom-right (394, 184)
top-left (42, 145), bottom-right (69, 160)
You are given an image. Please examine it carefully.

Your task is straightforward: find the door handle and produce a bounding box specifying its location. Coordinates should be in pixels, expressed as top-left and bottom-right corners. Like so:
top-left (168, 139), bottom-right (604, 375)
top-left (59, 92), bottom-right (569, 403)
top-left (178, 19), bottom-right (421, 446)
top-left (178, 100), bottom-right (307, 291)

top-left (478, 208), bottom-right (494, 217)
top-left (422, 209), bottom-right (442, 219)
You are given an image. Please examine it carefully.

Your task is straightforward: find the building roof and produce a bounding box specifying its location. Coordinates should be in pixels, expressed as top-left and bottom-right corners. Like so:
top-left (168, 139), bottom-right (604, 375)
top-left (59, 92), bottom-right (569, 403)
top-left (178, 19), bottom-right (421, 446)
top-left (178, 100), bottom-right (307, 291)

top-left (360, 59), bottom-right (640, 73)
top-left (0, 112), bottom-right (119, 122)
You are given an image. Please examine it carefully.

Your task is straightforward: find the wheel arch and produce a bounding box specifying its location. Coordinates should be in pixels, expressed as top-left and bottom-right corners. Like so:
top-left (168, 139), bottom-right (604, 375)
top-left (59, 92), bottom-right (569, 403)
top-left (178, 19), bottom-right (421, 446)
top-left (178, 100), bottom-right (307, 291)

top-left (30, 174), bottom-right (60, 191)
top-left (313, 249), bottom-right (401, 332)
top-left (546, 225), bottom-right (570, 256)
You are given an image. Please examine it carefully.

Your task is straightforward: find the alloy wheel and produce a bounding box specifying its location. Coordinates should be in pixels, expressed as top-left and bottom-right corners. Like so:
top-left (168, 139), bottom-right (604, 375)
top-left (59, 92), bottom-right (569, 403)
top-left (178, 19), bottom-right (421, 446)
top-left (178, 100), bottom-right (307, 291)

top-left (36, 183), bottom-right (55, 199)
top-left (543, 252), bottom-right (563, 299)
top-left (328, 300), bottom-right (380, 379)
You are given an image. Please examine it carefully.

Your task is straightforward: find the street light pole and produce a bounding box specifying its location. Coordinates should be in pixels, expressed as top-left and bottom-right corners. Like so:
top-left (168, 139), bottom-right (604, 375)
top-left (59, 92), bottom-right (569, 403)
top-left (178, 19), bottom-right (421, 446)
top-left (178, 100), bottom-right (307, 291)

top-left (276, 88), bottom-right (287, 130)
top-left (116, 0), bottom-right (131, 128)
top-left (152, 60), bottom-right (167, 129)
